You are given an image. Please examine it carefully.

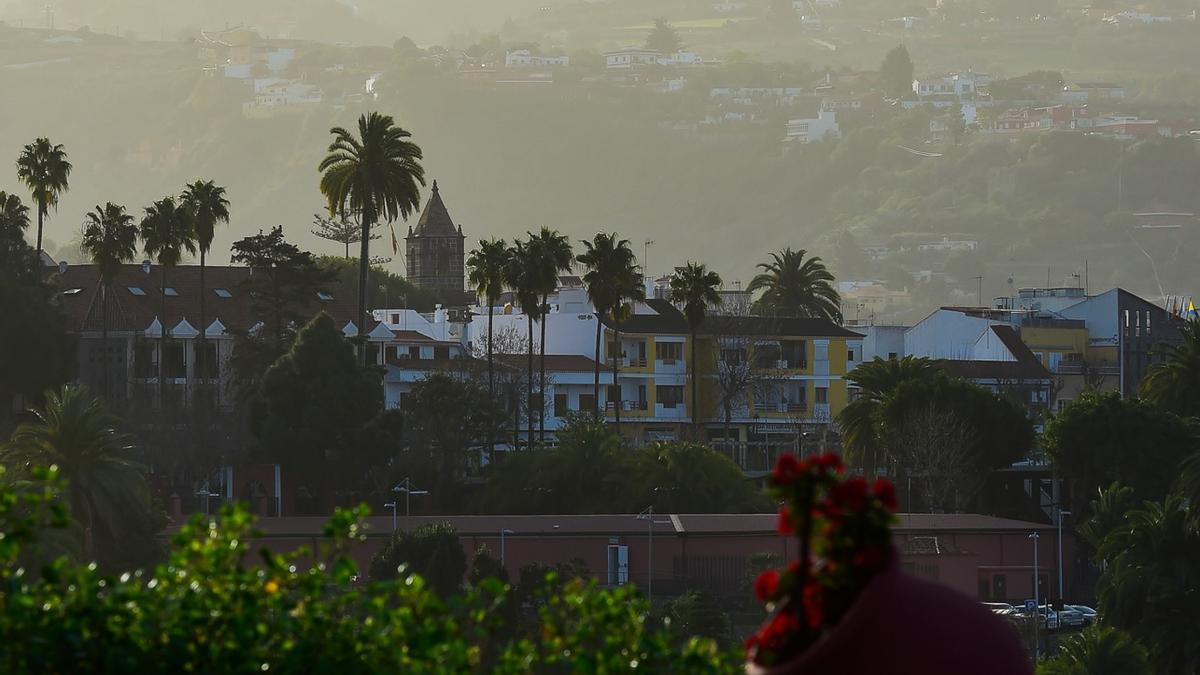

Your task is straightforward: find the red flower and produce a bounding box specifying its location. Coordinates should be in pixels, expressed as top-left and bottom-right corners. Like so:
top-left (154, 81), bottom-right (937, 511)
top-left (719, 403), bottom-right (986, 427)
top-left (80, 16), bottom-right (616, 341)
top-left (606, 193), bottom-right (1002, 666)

top-left (802, 581), bottom-right (823, 629)
top-left (812, 452), bottom-right (845, 473)
top-left (830, 477), bottom-right (869, 512)
top-left (773, 454), bottom-right (804, 485)
top-left (746, 609), bottom-right (799, 658)
top-left (754, 568), bottom-right (780, 602)
top-left (851, 544), bottom-right (885, 571)
top-left (777, 506), bottom-right (794, 535)
top-left (872, 478), bottom-right (898, 512)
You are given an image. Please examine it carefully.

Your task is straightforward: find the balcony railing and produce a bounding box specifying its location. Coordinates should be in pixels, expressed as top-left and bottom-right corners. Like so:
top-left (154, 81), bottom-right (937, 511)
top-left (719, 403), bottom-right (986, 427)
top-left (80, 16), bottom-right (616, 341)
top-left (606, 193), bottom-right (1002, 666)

top-left (605, 400), bottom-right (649, 412)
top-left (623, 357), bottom-right (648, 368)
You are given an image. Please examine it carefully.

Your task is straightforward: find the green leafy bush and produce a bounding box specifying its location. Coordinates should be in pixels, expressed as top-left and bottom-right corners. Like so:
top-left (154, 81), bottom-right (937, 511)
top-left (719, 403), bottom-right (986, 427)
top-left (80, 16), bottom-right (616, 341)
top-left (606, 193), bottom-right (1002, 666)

top-left (0, 469), bottom-right (740, 674)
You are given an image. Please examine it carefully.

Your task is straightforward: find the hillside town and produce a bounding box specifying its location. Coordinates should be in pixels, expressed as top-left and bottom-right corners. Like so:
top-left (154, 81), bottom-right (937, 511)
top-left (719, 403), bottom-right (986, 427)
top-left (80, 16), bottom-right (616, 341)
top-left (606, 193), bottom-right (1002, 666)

top-left (2, 2), bottom-right (1199, 671)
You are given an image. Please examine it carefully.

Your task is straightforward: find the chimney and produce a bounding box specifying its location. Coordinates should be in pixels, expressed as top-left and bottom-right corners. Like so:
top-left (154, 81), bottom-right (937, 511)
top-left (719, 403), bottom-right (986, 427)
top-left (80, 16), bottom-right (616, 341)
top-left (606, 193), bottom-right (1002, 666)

top-left (142, 260), bottom-right (152, 274)
top-left (57, 260), bottom-right (68, 275)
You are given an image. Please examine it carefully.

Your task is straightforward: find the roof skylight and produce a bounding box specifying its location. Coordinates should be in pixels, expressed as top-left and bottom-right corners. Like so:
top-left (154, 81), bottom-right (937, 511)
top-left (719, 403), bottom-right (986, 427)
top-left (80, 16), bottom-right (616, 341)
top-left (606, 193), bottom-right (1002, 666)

top-left (128, 286), bottom-right (147, 296)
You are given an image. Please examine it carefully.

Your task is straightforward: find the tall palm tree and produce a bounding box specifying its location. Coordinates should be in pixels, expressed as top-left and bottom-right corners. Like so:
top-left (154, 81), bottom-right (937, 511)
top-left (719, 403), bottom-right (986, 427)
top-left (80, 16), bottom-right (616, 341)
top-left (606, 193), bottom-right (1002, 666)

top-left (16, 137), bottom-right (72, 268)
top-left (180, 180), bottom-right (231, 389)
top-left (1140, 319), bottom-right (1200, 419)
top-left (1, 385), bottom-right (158, 565)
top-left (80, 203), bottom-right (138, 398)
top-left (505, 240), bottom-right (542, 446)
top-left (527, 228), bottom-right (574, 444)
top-left (837, 356), bottom-right (944, 477)
top-left (747, 248), bottom-right (841, 321)
top-left (467, 238), bottom-right (510, 459)
top-left (0, 190), bottom-right (30, 253)
top-left (319, 112), bottom-right (424, 365)
top-left (578, 233), bottom-right (640, 420)
top-left (669, 262), bottom-right (723, 432)
top-left (140, 196), bottom-right (196, 410)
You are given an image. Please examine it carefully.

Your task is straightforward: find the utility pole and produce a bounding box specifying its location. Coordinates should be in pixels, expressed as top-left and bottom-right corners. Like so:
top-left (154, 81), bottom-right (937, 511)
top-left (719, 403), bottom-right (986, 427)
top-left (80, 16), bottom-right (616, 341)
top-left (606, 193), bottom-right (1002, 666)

top-left (972, 276), bottom-right (983, 306)
top-left (1029, 531), bottom-right (1041, 659)
top-left (1057, 508), bottom-right (1071, 604)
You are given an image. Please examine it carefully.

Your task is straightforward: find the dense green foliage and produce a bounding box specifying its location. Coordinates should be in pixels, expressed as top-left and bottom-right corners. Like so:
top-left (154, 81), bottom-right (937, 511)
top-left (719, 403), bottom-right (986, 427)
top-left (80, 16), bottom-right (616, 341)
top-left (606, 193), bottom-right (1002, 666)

top-left (474, 416), bottom-right (769, 514)
top-left (1140, 319), bottom-right (1200, 419)
top-left (746, 248), bottom-right (840, 321)
top-left (1044, 392), bottom-right (1200, 516)
top-left (369, 522), bottom-right (468, 597)
top-left (253, 313), bottom-right (386, 503)
top-left (1037, 625), bottom-right (1152, 675)
top-left (0, 472), bottom-right (738, 674)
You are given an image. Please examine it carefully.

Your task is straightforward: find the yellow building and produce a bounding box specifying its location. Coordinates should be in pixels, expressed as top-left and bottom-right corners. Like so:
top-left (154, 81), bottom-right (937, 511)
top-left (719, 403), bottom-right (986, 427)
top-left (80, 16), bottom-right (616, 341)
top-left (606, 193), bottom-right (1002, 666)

top-left (600, 301), bottom-right (863, 448)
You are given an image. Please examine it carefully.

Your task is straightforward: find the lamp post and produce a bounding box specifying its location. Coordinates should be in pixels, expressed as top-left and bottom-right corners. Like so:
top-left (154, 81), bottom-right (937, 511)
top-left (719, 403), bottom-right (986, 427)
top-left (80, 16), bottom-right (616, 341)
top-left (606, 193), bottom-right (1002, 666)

top-left (1057, 508), bottom-right (1071, 604)
top-left (635, 506), bottom-right (672, 605)
top-left (500, 528), bottom-right (515, 566)
top-left (384, 501), bottom-right (398, 532)
top-left (1029, 531), bottom-right (1041, 659)
top-left (392, 478), bottom-right (430, 530)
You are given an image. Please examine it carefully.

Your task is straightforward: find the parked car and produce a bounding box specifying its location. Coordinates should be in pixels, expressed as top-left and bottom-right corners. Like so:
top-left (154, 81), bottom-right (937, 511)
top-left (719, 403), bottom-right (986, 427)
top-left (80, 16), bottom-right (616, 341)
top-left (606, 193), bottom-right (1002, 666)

top-left (1036, 605), bottom-right (1059, 630)
top-left (983, 602), bottom-right (1015, 615)
top-left (1065, 605), bottom-right (1098, 626)
top-left (1056, 606), bottom-right (1086, 628)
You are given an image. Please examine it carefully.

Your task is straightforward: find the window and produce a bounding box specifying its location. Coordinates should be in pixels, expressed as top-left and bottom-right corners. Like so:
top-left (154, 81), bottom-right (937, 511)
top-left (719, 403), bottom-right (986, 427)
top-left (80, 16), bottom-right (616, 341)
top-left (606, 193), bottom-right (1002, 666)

top-left (134, 342), bottom-right (156, 378)
top-left (847, 348), bottom-right (856, 361)
top-left (554, 393), bottom-right (569, 417)
top-left (815, 387), bottom-right (828, 404)
top-left (63, 287), bottom-right (83, 295)
top-left (579, 394), bottom-right (595, 412)
top-left (434, 346), bottom-right (450, 360)
top-left (128, 286), bottom-right (147, 296)
top-left (607, 544), bottom-right (629, 586)
top-left (194, 342), bottom-right (219, 380)
top-left (164, 342), bottom-right (186, 379)
top-left (317, 291), bottom-right (335, 302)
top-left (164, 287), bottom-right (179, 297)
top-left (390, 313), bottom-right (400, 324)
top-left (1057, 398), bottom-right (1071, 412)
top-left (888, 352), bottom-right (898, 360)
top-left (213, 288), bottom-right (233, 299)
top-left (656, 385), bottom-right (684, 409)
top-left (656, 342), bottom-right (682, 363)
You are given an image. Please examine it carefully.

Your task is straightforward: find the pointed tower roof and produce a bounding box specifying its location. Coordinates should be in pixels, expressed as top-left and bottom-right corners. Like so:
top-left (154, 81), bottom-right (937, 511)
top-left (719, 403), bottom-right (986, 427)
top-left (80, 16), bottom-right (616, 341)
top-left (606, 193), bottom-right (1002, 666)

top-left (411, 180), bottom-right (461, 237)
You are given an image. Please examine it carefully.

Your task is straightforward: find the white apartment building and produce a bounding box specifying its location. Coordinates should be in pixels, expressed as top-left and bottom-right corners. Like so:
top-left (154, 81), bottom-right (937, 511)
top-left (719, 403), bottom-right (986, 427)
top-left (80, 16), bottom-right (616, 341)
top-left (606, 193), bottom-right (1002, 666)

top-left (912, 72), bottom-right (991, 99)
top-left (784, 110), bottom-right (840, 144)
top-left (504, 49), bottom-right (570, 68)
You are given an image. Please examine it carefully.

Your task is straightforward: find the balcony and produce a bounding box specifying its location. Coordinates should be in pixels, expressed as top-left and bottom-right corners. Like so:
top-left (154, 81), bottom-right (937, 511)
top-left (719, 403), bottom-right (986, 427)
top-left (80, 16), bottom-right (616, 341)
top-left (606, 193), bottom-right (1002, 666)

top-left (623, 357), bottom-right (648, 369)
top-left (605, 400), bottom-right (649, 412)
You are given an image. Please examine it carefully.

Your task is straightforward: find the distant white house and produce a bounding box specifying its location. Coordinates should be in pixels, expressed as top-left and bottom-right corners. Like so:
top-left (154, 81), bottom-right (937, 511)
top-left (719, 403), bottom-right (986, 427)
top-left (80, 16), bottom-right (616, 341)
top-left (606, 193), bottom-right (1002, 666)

top-left (784, 110), bottom-right (839, 144)
top-left (710, 86), bottom-right (805, 104)
top-left (604, 47), bottom-right (662, 69)
top-left (251, 79), bottom-right (323, 107)
top-left (912, 71), bottom-right (990, 99)
top-left (504, 49), bottom-right (570, 68)
top-left (1103, 10), bottom-right (1172, 26)
top-left (660, 51), bottom-right (704, 66)
top-left (916, 237), bottom-right (980, 253)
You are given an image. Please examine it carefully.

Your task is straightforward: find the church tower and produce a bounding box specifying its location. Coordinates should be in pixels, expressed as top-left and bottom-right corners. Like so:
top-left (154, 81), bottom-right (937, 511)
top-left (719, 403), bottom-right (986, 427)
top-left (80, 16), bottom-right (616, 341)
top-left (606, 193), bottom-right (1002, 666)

top-left (405, 180), bottom-right (466, 301)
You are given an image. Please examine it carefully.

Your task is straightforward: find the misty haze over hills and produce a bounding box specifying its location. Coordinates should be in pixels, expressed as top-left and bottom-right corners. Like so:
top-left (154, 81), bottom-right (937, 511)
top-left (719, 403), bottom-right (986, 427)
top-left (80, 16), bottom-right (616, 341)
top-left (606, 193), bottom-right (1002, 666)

top-left (2, 0), bottom-right (1199, 319)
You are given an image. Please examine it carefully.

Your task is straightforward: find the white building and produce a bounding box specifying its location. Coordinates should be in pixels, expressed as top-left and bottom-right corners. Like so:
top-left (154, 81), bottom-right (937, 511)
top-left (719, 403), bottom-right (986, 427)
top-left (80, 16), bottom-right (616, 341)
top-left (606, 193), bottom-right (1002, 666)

top-left (604, 48), bottom-right (662, 69)
top-left (504, 49), bottom-right (570, 68)
top-left (784, 110), bottom-right (840, 144)
top-left (912, 71), bottom-right (990, 99)
top-left (1103, 10), bottom-right (1172, 26)
top-left (916, 237), bottom-right (980, 253)
top-left (252, 79), bottom-right (323, 107)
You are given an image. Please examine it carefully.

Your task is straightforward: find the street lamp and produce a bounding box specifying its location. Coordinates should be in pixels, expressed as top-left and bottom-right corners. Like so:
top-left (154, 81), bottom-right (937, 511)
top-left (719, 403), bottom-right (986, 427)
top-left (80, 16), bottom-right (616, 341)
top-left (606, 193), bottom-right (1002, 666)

top-left (1057, 508), bottom-right (1071, 604)
top-left (1029, 531), bottom-right (1041, 659)
top-left (392, 477), bottom-right (430, 530)
top-left (635, 506), bottom-right (672, 605)
top-left (500, 528), bottom-right (515, 566)
top-left (384, 501), bottom-right (398, 532)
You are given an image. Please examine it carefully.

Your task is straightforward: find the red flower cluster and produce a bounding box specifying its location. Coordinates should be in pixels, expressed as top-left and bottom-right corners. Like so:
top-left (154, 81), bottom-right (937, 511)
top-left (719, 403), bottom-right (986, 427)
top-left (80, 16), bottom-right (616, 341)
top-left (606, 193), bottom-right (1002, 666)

top-left (747, 452), bottom-right (900, 667)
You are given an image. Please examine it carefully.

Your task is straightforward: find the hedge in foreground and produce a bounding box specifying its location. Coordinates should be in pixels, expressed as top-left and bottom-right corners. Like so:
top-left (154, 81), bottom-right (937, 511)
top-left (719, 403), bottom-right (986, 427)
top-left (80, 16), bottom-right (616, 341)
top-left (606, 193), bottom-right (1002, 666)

top-left (0, 468), bottom-right (737, 674)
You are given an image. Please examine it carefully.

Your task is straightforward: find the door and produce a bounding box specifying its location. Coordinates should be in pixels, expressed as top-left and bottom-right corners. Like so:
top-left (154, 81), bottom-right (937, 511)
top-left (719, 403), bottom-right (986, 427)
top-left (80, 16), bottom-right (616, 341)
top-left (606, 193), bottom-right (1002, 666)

top-left (607, 544), bottom-right (629, 585)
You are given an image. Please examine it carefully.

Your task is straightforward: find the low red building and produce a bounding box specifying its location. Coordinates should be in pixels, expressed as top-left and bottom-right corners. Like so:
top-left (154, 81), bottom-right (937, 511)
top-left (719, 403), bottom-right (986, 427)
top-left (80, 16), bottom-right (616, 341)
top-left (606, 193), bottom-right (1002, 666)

top-left (226, 512), bottom-right (1074, 605)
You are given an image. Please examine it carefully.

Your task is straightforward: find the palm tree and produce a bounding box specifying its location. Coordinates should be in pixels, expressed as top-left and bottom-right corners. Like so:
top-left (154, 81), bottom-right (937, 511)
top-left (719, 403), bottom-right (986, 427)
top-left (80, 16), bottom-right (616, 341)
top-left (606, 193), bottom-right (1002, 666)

top-left (837, 356), bottom-right (945, 477)
top-left (578, 233), bottom-right (640, 420)
top-left (747, 248), bottom-right (841, 321)
top-left (319, 112), bottom-right (424, 365)
top-left (81, 203), bottom-right (138, 398)
top-left (1093, 494), bottom-right (1200, 675)
top-left (16, 137), bottom-right (72, 268)
top-left (140, 196), bottom-right (197, 410)
top-left (505, 240), bottom-right (542, 446)
top-left (1, 385), bottom-right (159, 565)
top-left (669, 262), bottom-right (723, 432)
top-left (527, 228), bottom-right (574, 444)
top-left (1038, 626), bottom-right (1152, 675)
top-left (180, 180), bottom-right (230, 390)
top-left (0, 190), bottom-right (30, 248)
top-left (467, 238), bottom-right (510, 459)
top-left (1140, 319), bottom-right (1200, 419)
top-left (607, 258), bottom-right (647, 432)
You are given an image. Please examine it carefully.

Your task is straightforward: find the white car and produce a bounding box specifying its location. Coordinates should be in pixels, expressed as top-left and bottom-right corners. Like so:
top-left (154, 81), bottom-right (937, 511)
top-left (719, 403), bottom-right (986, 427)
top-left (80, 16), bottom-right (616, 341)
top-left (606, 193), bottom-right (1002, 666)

top-left (1065, 605), bottom-right (1098, 626)
top-left (1055, 606), bottom-right (1086, 628)
top-left (1035, 605), bottom-right (1058, 630)
top-left (983, 602), bottom-right (1015, 616)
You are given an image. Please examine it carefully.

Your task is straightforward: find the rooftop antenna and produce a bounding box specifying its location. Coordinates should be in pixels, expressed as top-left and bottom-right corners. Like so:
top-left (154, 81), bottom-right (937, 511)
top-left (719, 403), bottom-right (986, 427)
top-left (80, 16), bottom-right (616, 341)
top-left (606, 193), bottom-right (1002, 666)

top-left (972, 275), bottom-right (983, 306)
top-left (644, 239), bottom-right (655, 278)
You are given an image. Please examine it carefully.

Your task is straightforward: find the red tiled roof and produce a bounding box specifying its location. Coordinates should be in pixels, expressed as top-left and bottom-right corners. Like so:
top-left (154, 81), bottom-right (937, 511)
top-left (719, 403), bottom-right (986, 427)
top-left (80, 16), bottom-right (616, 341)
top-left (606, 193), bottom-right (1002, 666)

top-left (58, 264), bottom-right (357, 334)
